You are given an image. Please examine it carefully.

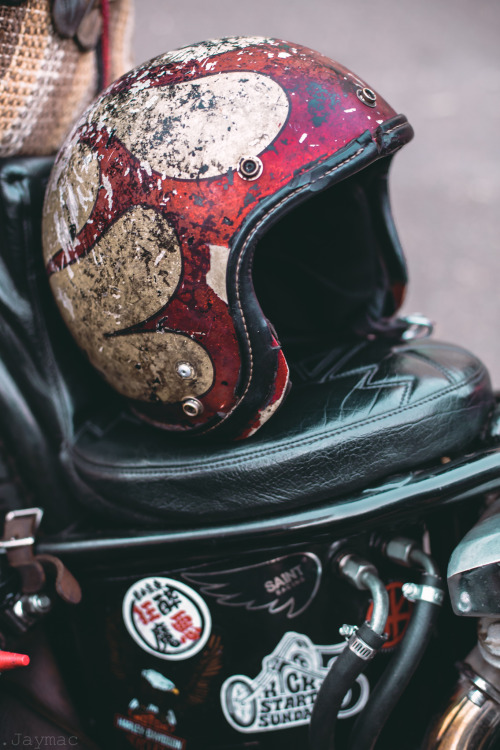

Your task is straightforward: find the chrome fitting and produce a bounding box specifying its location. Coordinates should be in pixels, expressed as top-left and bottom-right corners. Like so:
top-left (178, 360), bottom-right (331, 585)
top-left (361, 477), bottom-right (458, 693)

top-left (385, 537), bottom-right (417, 567)
top-left (337, 553), bottom-right (378, 591)
top-left (336, 553), bottom-right (389, 635)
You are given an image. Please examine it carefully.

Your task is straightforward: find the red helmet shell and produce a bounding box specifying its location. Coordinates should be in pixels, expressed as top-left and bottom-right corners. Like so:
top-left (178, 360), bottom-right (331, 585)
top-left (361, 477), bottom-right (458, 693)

top-left (42, 37), bottom-right (412, 438)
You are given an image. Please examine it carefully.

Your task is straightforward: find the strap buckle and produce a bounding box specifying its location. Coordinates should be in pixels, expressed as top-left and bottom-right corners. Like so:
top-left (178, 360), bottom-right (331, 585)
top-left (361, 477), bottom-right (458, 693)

top-left (1, 508), bottom-right (81, 605)
top-left (0, 508), bottom-right (42, 553)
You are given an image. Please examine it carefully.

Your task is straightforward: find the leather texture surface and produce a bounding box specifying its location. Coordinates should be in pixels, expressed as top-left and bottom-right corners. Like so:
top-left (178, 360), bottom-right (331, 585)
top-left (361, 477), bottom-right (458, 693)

top-left (0, 156), bottom-right (495, 527)
top-left (69, 338), bottom-right (494, 524)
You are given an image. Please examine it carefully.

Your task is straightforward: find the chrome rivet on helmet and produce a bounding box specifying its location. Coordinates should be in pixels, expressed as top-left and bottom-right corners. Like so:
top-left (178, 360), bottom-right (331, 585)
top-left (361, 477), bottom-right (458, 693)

top-left (238, 155), bottom-right (263, 180)
top-left (182, 398), bottom-right (203, 417)
top-left (356, 87), bottom-right (377, 108)
top-left (176, 361), bottom-right (196, 380)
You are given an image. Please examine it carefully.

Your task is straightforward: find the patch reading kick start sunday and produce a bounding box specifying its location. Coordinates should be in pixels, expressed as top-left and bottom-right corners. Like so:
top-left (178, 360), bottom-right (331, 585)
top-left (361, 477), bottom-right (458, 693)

top-left (221, 632), bottom-right (369, 733)
top-left (123, 577), bottom-right (211, 661)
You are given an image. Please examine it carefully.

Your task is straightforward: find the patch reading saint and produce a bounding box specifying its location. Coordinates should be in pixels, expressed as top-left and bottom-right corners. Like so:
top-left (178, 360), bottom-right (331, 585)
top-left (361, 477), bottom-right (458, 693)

top-left (220, 632), bottom-right (369, 733)
top-left (122, 577), bottom-right (211, 661)
top-left (182, 553), bottom-right (322, 619)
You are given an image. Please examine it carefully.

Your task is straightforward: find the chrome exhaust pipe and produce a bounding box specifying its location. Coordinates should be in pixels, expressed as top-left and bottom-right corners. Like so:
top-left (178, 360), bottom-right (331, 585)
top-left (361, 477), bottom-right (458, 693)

top-left (424, 650), bottom-right (500, 749)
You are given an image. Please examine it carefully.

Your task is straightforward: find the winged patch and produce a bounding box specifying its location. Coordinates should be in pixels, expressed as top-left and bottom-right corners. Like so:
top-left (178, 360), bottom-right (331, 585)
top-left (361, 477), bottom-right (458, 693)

top-left (182, 553), bottom-right (322, 619)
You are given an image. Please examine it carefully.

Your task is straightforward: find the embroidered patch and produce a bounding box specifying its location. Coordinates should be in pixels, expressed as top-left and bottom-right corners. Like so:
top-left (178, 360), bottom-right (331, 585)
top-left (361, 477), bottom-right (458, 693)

top-left (122, 577), bottom-right (211, 661)
top-left (220, 632), bottom-right (369, 733)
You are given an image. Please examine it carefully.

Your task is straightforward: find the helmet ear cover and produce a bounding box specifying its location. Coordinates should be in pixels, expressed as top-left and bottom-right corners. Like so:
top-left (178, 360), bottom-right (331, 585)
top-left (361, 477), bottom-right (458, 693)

top-left (42, 37), bottom-right (413, 440)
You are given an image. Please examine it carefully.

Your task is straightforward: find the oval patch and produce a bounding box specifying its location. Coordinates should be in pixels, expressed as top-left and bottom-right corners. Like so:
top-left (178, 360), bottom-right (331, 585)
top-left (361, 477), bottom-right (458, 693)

top-left (123, 577), bottom-right (212, 661)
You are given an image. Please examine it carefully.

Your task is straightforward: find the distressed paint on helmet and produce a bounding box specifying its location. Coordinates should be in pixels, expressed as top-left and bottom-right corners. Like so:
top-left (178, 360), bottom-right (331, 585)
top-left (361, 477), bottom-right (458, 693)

top-left (42, 36), bottom-right (405, 437)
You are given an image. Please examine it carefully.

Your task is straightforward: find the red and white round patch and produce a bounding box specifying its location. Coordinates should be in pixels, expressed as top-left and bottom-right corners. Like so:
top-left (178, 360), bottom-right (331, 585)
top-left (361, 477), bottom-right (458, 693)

top-left (122, 576), bottom-right (211, 661)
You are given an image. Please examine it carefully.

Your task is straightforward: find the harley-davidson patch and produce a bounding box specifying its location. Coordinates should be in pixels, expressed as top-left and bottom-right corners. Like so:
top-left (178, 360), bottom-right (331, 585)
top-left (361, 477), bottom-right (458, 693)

top-left (220, 632), bottom-right (369, 733)
top-left (182, 552), bottom-right (322, 619)
top-left (115, 713), bottom-right (185, 750)
top-left (122, 577), bottom-right (211, 661)
top-left (115, 668), bottom-right (185, 749)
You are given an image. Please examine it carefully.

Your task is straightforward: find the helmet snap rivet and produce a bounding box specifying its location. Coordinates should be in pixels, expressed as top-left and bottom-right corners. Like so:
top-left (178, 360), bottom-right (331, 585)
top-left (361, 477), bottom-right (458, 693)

top-left (238, 155), bottom-right (263, 180)
top-left (182, 398), bottom-right (203, 417)
top-left (356, 87), bottom-right (377, 108)
top-left (176, 361), bottom-right (196, 380)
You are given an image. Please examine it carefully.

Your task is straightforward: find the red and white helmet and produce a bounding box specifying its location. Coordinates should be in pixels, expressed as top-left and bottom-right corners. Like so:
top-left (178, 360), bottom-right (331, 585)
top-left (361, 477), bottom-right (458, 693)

top-left (42, 36), bottom-right (413, 439)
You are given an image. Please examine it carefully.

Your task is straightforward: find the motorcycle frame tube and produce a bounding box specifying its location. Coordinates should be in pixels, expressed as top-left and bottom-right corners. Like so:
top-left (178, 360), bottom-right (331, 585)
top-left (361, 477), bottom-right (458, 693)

top-left (38, 446), bottom-right (500, 568)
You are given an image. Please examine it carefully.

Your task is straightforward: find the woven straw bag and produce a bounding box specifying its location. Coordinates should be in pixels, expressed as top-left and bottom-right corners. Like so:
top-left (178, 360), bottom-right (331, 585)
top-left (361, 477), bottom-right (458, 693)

top-left (0, 0), bottom-right (133, 157)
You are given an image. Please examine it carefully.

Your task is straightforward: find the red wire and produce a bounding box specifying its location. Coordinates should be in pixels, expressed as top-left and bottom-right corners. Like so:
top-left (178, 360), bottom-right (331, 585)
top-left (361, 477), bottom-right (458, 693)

top-left (100, 0), bottom-right (111, 89)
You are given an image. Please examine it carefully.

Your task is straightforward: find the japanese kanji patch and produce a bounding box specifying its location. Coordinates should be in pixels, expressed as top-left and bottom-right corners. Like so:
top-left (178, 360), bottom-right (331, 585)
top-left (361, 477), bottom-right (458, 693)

top-left (122, 576), bottom-right (212, 660)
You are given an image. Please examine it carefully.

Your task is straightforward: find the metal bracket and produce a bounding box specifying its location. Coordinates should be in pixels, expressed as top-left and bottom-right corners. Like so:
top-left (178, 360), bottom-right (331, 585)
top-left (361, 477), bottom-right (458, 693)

top-left (402, 582), bottom-right (444, 605)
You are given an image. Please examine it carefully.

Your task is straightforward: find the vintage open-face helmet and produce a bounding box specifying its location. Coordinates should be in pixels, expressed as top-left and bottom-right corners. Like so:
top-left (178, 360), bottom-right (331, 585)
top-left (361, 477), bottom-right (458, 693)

top-left (42, 36), bottom-right (414, 439)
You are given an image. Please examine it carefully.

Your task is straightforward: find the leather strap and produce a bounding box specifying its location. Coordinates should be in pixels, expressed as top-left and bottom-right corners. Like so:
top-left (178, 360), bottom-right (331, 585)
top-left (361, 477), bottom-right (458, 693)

top-left (1, 510), bottom-right (81, 604)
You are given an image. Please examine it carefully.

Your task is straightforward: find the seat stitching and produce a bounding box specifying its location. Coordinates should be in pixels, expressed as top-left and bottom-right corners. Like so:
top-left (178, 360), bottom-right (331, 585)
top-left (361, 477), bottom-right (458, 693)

top-left (72, 364), bottom-right (488, 475)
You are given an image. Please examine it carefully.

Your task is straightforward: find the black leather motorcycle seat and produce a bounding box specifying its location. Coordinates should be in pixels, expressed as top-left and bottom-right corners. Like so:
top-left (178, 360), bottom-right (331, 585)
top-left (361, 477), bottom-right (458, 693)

top-left (65, 338), bottom-right (493, 525)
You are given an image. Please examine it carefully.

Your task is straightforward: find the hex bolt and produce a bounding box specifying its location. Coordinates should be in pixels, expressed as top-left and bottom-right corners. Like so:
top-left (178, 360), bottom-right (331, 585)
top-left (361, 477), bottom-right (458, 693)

top-left (26, 594), bottom-right (52, 615)
top-left (402, 582), bottom-right (418, 599)
top-left (339, 624), bottom-right (358, 639)
top-left (12, 593), bottom-right (52, 624)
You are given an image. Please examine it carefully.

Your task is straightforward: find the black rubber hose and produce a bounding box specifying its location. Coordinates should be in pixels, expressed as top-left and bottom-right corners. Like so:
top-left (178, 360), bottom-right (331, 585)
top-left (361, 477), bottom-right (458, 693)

top-left (309, 622), bottom-right (386, 750)
top-left (348, 572), bottom-right (443, 750)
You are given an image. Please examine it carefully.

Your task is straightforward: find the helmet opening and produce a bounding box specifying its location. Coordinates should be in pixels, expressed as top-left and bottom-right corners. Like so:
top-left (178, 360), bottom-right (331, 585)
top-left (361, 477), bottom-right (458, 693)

top-left (252, 158), bottom-right (402, 366)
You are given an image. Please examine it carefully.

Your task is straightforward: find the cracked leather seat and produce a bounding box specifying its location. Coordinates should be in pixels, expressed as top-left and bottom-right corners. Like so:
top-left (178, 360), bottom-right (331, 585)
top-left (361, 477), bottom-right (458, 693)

top-left (0, 158), bottom-right (494, 529)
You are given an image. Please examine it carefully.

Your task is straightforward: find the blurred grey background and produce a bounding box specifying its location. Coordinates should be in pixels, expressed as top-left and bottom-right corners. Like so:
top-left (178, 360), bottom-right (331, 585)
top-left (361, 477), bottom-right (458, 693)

top-left (134, 0), bottom-right (500, 386)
